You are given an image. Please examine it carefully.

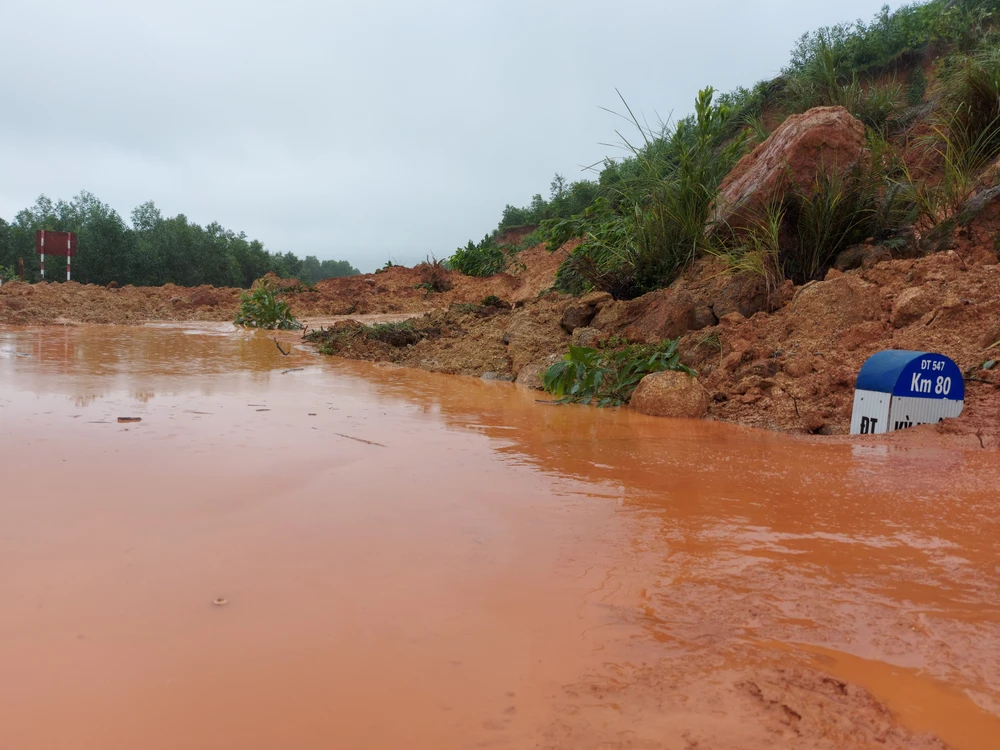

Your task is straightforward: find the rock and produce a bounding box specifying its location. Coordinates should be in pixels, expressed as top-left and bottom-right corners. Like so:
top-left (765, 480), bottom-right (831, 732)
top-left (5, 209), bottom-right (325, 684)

top-left (592, 289), bottom-right (698, 341)
top-left (802, 412), bottom-right (826, 433)
top-left (781, 357), bottom-right (813, 378)
top-left (692, 305), bottom-right (718, 330)
top-left (480, 371), bottom-right (515, 382)
top-left (571, 326), bottom-right (601, 348)
top-left (956, 184), bottom-right (1000, 226)
top-left (862, 246), bottom-right (892, 269)
top-left (515, 353), bottom-right (562, 390)
top-left (788, 275), bottom-right (883, 334)
top-left (560, 304), bottom-right (597, 333)
top-left (709, 273), bottom-right (774, 318)
top-left (748, 358), bottom-right (779, 377)
top-left (892, 286), bottom-right (935, 328)
top-left (834, 244), bottom-right (892, 272)
top-left (919, 219), bottom-right (956, 254)
top-left (559, 291), bottom-right (612, 333)
top-left (629, 371), bottom-right (709, 419)
top-left (713, 107), bottom-right (866, 233)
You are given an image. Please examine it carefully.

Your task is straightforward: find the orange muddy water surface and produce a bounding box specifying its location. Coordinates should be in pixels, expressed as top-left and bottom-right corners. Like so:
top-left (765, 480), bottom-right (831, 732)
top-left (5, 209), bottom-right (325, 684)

top-left (1, 324), bottom-right (999, 750)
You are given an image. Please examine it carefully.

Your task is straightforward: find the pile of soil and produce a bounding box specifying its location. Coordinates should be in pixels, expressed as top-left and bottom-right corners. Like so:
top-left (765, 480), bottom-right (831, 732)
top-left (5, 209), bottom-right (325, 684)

top-left (0, 240), bottom-right (569, 326)
top-left (304, 238), bottom-right (1000, 446)
top-left (304, 293), bottom-right (577, 379)
top-left (0, 281), bottom-right (244, 325)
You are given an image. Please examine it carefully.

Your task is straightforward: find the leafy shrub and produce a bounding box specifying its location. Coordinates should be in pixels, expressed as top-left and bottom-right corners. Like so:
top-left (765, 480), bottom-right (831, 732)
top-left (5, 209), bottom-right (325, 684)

top-left (542, 338), bottom-right (694, 407)
top-left (480, 295), bottom-right (507, 309)
top-left (784, 2), bottom-right (982, 81)
top-left (450, 235), bottom-right (520, 277)
top-left (496, 176), bottom-right (600, 232)
top-left (781, 38), bottom-right (904, 130)
top-left (0, 265), bottom-right (16, 283)
top-left (234, 278), bottom-right (303, 330)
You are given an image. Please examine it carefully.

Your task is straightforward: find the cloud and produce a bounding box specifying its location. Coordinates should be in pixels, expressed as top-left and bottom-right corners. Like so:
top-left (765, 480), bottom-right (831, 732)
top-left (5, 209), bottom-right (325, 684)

top-left (0, 0), bottom-right (909, 271)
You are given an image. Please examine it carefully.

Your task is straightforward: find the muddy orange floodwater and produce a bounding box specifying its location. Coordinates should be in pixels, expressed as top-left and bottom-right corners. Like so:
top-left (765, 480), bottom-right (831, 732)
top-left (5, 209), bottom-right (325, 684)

top-left (2, 324), bottom-right (999, 750)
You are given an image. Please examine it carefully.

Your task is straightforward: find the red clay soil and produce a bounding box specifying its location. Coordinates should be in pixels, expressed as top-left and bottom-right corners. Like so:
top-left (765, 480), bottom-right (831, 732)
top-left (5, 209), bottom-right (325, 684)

top-left (0, 240), bottom-right (571, 326)
top-left (2, 217), bottom-right (997, 447)
top-left (305, 223), bottom-right (1000, 447)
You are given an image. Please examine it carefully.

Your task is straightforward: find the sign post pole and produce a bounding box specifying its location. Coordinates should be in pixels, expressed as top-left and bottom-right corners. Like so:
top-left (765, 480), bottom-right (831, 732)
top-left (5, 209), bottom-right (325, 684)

top-left (66, 235), bottom-right (71, 281)
top-left (40, 231), bottom-right (45, 280)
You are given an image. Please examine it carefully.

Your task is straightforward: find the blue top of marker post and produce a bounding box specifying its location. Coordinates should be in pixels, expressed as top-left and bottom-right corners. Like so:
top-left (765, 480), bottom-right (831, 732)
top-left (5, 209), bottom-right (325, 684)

top-left (855, 350), bottom-right (965, 400)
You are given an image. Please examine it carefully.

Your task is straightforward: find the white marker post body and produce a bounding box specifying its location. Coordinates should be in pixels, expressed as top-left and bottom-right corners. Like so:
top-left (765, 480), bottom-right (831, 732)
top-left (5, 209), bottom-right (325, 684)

top-left (67, 236), bottom-right (71, 281)
top-left (40, 231), bottom-right (45, 280)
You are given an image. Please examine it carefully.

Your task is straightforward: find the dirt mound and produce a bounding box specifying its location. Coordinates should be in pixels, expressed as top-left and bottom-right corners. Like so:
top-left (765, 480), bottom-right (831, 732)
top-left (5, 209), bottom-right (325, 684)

top-left (0, 281), bottom-right (244, 325)
top-left (299, 230), bottom-right (1000, 447)
top-left (305, 293), bottom-right (578, 379)
top-left (674, 248), bottom-right (1000, 442)
top-left (0, 240), bottom-right (575, 326)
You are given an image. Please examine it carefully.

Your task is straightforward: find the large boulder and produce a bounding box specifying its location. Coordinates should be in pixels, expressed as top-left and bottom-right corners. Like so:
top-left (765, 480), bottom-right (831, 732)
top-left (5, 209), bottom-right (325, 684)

top-left (630, 371), bottom-right (709, 419)
top-left (712, 106), bottom-right (866, 233)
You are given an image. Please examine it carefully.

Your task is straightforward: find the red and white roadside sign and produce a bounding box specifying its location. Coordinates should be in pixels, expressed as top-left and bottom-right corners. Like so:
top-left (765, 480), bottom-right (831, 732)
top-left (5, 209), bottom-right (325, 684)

top-left (35, 230), bottom-right (78, 281)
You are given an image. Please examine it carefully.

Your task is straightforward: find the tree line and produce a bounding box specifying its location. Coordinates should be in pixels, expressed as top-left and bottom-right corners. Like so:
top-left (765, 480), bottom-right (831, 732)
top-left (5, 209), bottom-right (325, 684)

top-left (0, 192), bottom-right (360, 287)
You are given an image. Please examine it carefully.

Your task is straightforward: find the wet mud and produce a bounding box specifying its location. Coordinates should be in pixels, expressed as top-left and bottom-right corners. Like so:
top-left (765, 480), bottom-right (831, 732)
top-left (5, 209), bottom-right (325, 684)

top-left (1, 324), bottom-right (998, 749)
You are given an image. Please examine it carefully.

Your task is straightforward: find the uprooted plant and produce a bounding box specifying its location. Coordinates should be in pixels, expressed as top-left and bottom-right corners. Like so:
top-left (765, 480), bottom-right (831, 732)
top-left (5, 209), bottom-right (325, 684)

top-left (305, 320), bottom-right (423, 354)
top-left (234, 278), bottom-right (303, 330)
top-left (414, 255), bottom-right (453, 294)
top-left (542, 337), bottom-right (695, 407)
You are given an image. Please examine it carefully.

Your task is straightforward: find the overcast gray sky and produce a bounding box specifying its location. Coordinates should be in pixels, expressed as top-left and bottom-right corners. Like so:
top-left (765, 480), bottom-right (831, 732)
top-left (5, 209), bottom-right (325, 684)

top-left (1, 0), bottom-right (908, 272)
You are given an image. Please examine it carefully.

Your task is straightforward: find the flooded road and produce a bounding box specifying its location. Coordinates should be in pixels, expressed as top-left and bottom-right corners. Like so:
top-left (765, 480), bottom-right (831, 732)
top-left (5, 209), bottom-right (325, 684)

top-left (1, 324), bottom-right (999, 749)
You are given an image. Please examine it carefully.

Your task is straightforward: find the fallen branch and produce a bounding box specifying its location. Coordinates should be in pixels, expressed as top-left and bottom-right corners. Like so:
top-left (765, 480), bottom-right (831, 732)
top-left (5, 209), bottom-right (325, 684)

top-left (274, 338), bottom-right (291, 356)
top-left (333, 432), bottom-right (386, 447)
top-left (282, 367), bottom-right (304, 374)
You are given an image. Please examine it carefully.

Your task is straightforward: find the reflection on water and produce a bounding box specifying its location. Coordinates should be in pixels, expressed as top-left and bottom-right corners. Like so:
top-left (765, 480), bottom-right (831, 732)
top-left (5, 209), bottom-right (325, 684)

top-left (1, 324), bottom-right (999, 750)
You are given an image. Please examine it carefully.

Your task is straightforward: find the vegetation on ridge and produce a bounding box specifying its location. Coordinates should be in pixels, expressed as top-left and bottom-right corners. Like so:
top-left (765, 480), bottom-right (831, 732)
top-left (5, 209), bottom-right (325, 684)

top-left (0, 193), bottom-right (360, 287)
top-left (452, 0), bottom-right (1000, 299)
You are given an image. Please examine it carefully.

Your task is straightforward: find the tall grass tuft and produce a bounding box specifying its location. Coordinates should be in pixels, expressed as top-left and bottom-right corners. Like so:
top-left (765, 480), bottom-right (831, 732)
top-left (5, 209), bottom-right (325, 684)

top-left (711, 203), bottom-right (785, 302)
top-left (549, 88), bottom-right (748, 299)
top-left (718, 130), bottom-right (916, 284)
top-left (937, 46), bottom-right (1000, 163)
